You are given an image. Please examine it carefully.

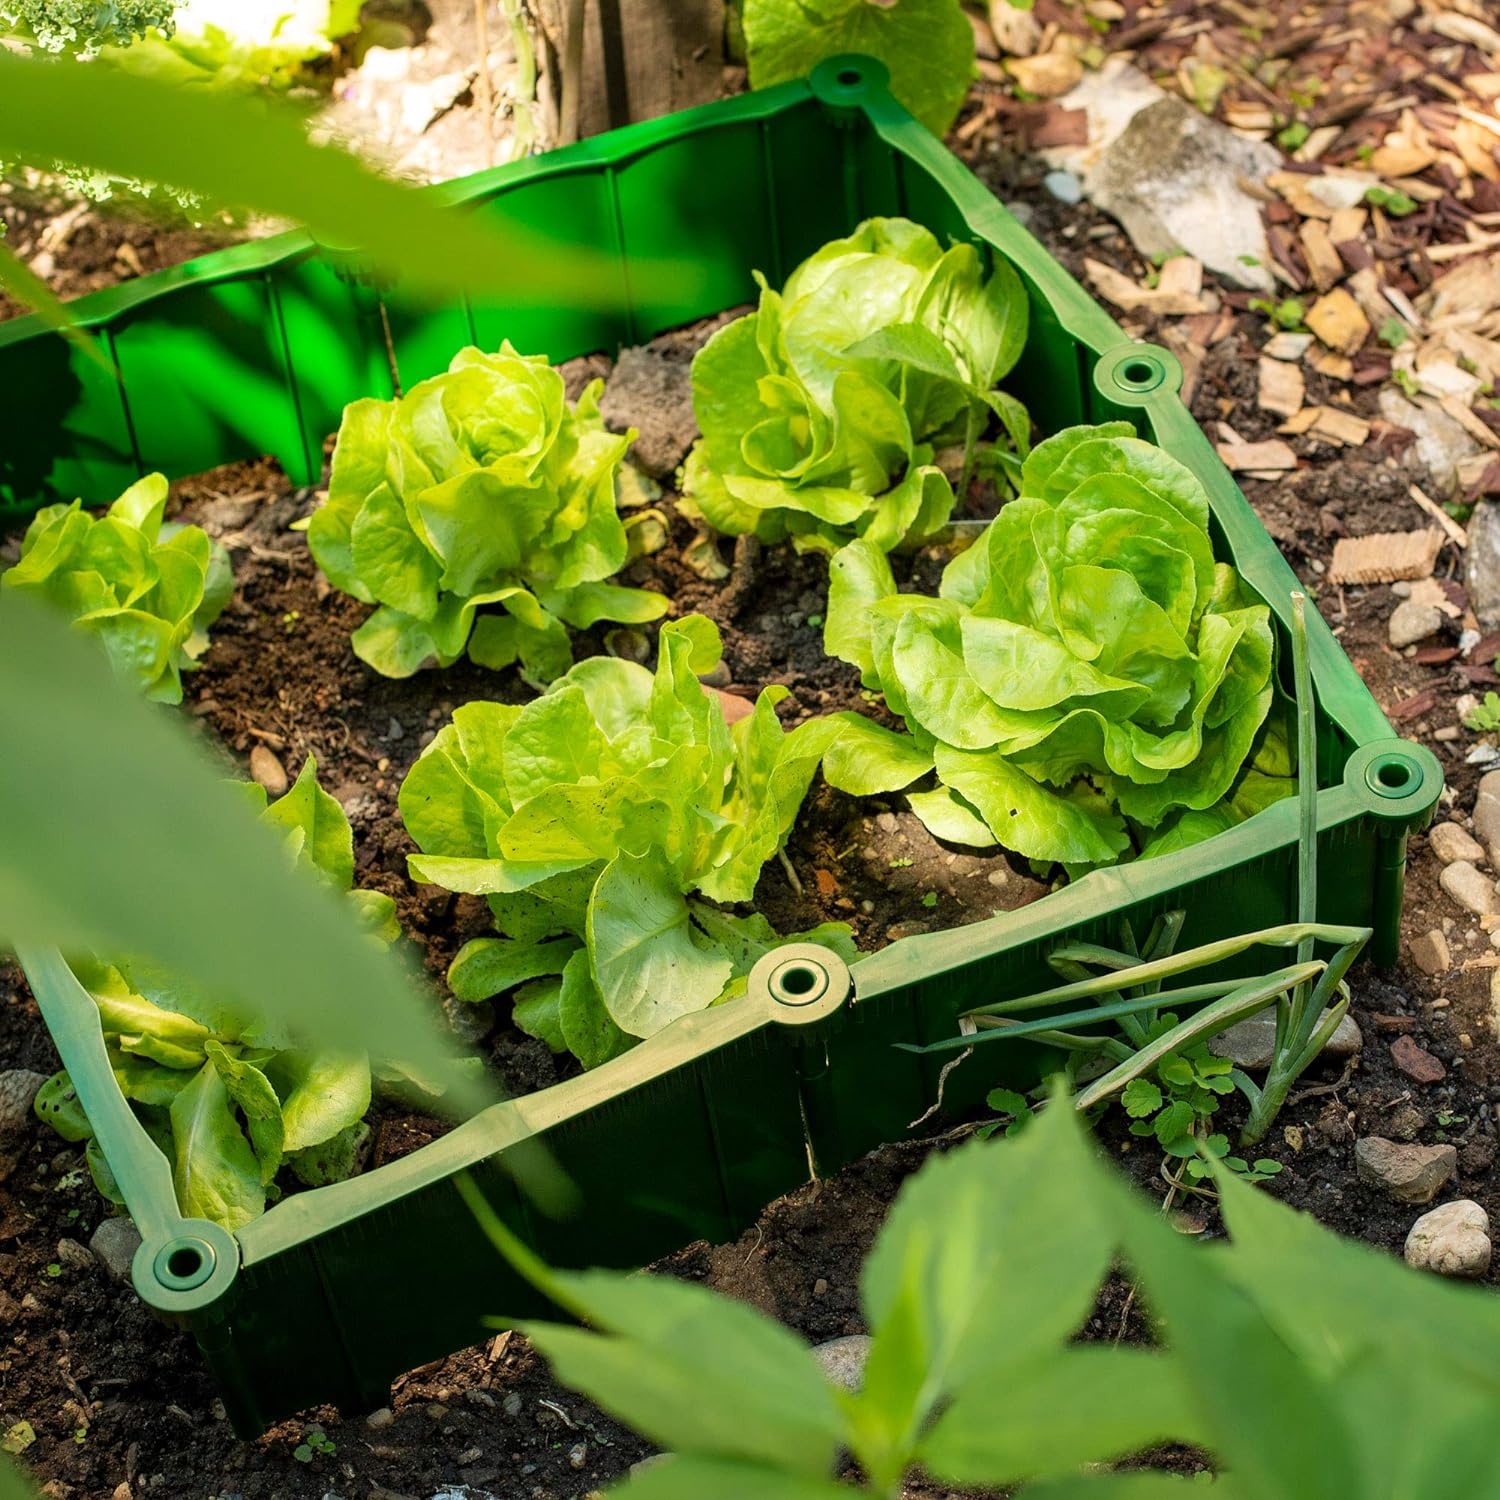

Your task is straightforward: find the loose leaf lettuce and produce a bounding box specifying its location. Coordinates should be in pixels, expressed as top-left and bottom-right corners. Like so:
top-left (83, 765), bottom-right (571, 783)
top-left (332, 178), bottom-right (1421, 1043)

top-left (402, 617), bottom-right (856, 1063)
top-left (821, 424), bottom-right (1290, 870)
top-left (308, 343), bottom-right (668, 683)
top-left (682, 217), bottom-right (1030, 556)
top-left (34, 756), bottom-right (392, 1229)
top-left (0, 473), bottom-right (230, 704)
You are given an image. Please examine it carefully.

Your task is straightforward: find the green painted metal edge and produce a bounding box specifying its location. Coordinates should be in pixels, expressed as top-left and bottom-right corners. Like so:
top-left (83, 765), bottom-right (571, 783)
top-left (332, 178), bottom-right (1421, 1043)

top-left (8, 54), bottom-right (1443, 1434)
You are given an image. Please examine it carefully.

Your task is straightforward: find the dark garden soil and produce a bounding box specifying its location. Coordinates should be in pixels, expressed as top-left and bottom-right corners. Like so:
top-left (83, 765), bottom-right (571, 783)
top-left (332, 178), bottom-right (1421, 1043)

top-left (9, 1), bottom-right (1500, 1494)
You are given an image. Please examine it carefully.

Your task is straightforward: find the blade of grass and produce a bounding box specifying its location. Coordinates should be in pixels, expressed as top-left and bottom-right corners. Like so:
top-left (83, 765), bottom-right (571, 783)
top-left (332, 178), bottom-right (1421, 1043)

top-left (0, 238), bottom-right (116, 374)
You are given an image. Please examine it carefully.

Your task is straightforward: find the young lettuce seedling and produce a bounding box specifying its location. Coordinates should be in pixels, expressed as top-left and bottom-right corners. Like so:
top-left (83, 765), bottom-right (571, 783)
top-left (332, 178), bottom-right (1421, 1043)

top-left (0, 472), bottom-right (231, 704)
top-left (401, 615), bottom-right (857, 1069)
top-left (681, 216), bottom-right (1033, 556)
top-left (307, 342), bottom-right (668, 683)
top-left (33, 756), bottom-right (396, 1229)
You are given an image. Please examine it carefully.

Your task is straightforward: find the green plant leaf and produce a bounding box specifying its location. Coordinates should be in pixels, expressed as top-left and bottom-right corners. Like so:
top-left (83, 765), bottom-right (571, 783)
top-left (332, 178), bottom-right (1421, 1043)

top-left (205, 1041), bottom-right (285, 1185)
top-left (522, 1274), bottom-right (844, 1476)
top-left (743, 0), bottom-right (976, 136)
top-left (448, 936), bottom-right (581, 1002)
top-left (0, 49), bottom-right (676, 304)
top-left (1120, 1077), bottom-right (1162, 1118)
top-left (607, 1456), bottom-right (851, 1498)
top-left (266, 1050), bottom-right (370, 1154)
top-left (820, 711), bottom-right (933, 795)
top-left (586, 853), bottom-right (734, 1038)
top-left (169, 1062), bottom-right (264, 1230)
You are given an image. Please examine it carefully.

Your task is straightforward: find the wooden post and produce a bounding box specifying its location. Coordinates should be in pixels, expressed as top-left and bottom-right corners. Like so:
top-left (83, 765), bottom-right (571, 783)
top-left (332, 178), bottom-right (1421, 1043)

top-left (531, 0), bottom-right (726, 143)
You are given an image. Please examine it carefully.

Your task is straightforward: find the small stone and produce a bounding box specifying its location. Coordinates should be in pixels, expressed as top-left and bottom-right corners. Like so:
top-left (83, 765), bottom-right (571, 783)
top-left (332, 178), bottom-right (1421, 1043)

top-left (1429, 823), bottom-right (1486, 866)
top-left (1410, 929), bottom-right (1452, 976)
top-left (1390, 1034), bottom-right (1447, 1084)
top-left (0, 1068), bottom-right (47, 1142)
top-left (113, 1487), bottom-right (131, 1500)
top-left (89, 1217), bottom-right (142, 1283)
top-left (502, 1393), bottom-right (523, 1418)
top-left (568, 1443), bottom-right (587, 1470)
top-left (365, 1407), bottom-right (395, 1430)
top-left (1474, 770), bottom-right (1500, 855)
top-left (875, 811), bottom-right (899, 833)
top-left (248, 744), bottom-right (289, 797)
top-left (1211, 1007), bottom-right (1360, 1070)
top-left (1388, 599), bottom-right (1444, 649)
top-left (1404, 1199), bottom-right (1492, 1278)
top-left (1440, 860), bottom-right (1499, 916)
top-left (1354, 1137), bottom-right (1457, 1204)
top-left (1387, 1103), bottom-right (1426, 1142)
top-left (811, 1334), bottom-right (872, 1392)
top-left (1467, 500), bottom-right (1500, 631)
top-left (987, 868), bottom-right (1009, 887)
top-left (1043, 169), bottom-right (1083, 204)
top-left (812, 1277), bottom-right (828, 1296)
top-left (55, 1238), bottom-right (93, 1272)
top-left (465, 1388), bottom-right (496, 1409)
top-left (885, 921), bottom-right (929, 942)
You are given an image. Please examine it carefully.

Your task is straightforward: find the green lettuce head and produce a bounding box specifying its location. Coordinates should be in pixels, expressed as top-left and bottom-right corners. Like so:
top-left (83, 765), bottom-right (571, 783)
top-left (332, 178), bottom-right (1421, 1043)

top-left (34, 755), bottom-right (395, 1230)
top-left (399, 616), bottom-right (856, 1069)
top-left (682, 216), bottom-right (1031, 555)
top-left (0, 472), bottom-right (231, 704)
top-left (308, 342), bottom-right (668, 684)
top-left (819, 423), bottom-right (1289, 870)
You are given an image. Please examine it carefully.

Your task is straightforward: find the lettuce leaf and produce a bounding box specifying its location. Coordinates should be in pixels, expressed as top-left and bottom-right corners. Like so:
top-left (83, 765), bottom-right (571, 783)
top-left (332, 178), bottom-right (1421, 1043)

top-left (308, 344), bottom-right (667, 683)
top-left (682, 218), bottom-right (1031, 556)
top-left (0, 473), bottom-right (230, 704)
top-left (822, 425), bottom-right (1288, 871)
top-left (34, 755), bottom-right (391, 1228)
top-left (403, 616), bottom-right (856, 1062)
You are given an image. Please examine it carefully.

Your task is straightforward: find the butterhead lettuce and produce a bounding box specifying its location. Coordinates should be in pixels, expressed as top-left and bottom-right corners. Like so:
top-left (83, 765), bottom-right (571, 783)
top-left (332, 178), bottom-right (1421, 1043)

top-left (0, 472), bottom-right (231, 704)
top-left (308, 343), bottom-right (668, 684)
top-left (820, 423), bottom-right (1289, 869)
top-left (682, 216), bottom-right (1031, 556)
top-left (34, 756), bottom-right (394, 1229)
top-left (400, 616), bottom-right (856, 1066)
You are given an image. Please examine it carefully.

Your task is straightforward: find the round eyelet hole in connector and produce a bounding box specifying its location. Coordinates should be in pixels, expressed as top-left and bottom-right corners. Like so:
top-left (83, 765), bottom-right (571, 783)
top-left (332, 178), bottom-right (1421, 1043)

top-left (769, 958), bottom-right (829, 1007)
top-left (153, 1236), bottom-right (216, 1292)
top-left (1367, 754), bottom-right (1418, 797)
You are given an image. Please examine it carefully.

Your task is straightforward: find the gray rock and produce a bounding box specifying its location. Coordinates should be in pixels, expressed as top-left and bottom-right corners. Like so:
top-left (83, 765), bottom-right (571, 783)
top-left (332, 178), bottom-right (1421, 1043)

top-left (1474, 770), bottom-right (1500, 858)
top-left (1440, 860), bottom-right (1499, 916)
top-left (0, 1068), bottom-right (47, 1140)
top-left (811, 1334), bottom-right (872, 1392)
top-left (1043, 169), bottom-right (1082, 204)
top-left (89, 1216), bottom-right (142, 1283)
top-left (1378, 388), bottom-right (1482, 496)
top-left (1354, 1137), bottom-right (1457, 1204)
top-left (365, 1406), bottom-right (395, 1430)
top-left (1211, 1007), bottom-right (1361, 1071)
top-left (1429, 822), bottom-right (1485, 866)
top-left (1083, 96), bottom-right (1279, 291)
top-left (1388, 599), bottom-right (1444, 649)
top-left (1409, 928), bottom-right (1451, 976)
top-left (1467, 500), bottom-right (1500, 631)
top-left (1405, 1199), bottom-right (1491, 1278)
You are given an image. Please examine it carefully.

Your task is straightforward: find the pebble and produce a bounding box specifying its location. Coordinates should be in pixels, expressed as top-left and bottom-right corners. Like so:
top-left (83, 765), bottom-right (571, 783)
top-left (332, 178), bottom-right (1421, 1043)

top-left (1475, 770), bottom-right (1500, 859)
top-left (1211, 1008), bottom-right (1360, 1070)
top-left (0, 1068), bottom-right (47, 1141)
top-left (365, 1407), bottom-right (395, 1430)
top-left (1354, 1137), bottom-right (1457, 1204)
top-left (1409, 928), bottom-right (1451, 976)
top-left (885, 921), bottom-right (930, 942)
top-left (248, 744), bottom-right (289, 797)
top-left (812, 1277), bottom-right (828, 1296)
top-left (113, 1487), bottom-right (131, 1500)
top-left (55, 1237), bottom-right (93, 1272)
top-left (1388, 599), bottom-right (1444, 648)
top-left (875, 812), bottom-right (899, 833)
top-left (811, 1334), bottom-right (872, 1391)
top-left (89, 1216), bottom-right (142, 1284)
top-left (1391, 1034), bottom-right (1447, 1084)
top-left (568, 1443), bottom-right (587, 1470)
top-left (1429, 822), bottom-right (1486, 866)
top-left (502, 1393), bottom-right (522, 1418)
top-left (1043, 169), bottom-right (1083, 204)
top-left (1439, 860), bottom-right (1499, 916)
top-left (1405, 1199), bottom-right (1492, 1278)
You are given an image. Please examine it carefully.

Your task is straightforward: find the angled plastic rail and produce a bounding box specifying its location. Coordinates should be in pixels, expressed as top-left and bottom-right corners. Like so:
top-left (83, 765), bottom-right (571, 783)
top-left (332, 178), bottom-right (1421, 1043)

top-left (6, 57), bottom-right (1441, 1435)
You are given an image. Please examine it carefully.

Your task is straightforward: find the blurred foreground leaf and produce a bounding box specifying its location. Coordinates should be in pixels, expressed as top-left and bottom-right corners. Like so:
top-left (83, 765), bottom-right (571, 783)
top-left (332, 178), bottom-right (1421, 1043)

top-left (0, 589), bottom-right (487, 1111)
top-left (0, 49), bottom-right (682, 305)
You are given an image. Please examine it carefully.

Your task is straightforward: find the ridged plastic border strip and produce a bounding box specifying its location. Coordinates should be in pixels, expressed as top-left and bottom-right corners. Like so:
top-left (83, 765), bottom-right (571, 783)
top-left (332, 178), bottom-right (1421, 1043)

top-left (7, 57), bottom-right (1441, 1436)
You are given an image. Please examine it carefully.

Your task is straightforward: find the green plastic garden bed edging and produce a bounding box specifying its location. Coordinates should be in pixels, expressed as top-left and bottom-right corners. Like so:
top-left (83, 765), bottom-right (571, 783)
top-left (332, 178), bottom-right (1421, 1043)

top-left (5, 56), bottom-right (1441, 1437)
